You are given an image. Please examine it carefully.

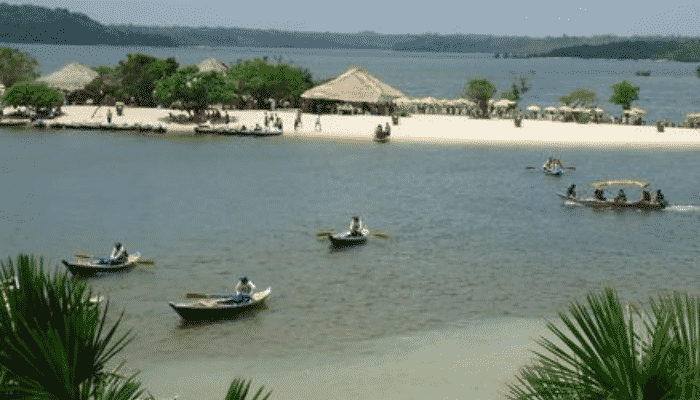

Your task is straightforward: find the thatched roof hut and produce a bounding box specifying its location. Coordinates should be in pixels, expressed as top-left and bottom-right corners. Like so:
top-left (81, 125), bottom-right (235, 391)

top-left (37, 62), bottom-right (98, 92)
top-left (197, 58), bottom-right (228, 74)
top-left (301, 67), bottom-right (405, 103)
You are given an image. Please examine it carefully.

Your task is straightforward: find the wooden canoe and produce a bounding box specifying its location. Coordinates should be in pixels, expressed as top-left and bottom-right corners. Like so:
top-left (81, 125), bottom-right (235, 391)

top-left (62, 254), bottom-right (140, 276)
top-left (169, 287), bottom-right (272, 321)
top-left (329, 229), bottom-right (369, 246)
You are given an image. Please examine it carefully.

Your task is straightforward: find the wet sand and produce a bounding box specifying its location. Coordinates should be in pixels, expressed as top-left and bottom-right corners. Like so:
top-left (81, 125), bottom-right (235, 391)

top-left (47, 106), bottom-right (700, 148)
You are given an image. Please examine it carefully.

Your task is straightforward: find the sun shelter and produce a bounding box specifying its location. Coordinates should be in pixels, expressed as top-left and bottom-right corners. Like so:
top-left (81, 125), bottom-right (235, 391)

top-left (301, 67), bottom-right (405, 114)
top-left (197, 58), bottom-right (228, 74)
top-left (37, 62), bottom-right (98, 92)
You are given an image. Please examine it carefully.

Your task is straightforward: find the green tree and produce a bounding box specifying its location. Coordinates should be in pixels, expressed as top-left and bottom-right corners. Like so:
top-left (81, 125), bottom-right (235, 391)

top-left (463, 78), bottom-right (497, 118)
top-left (117, 54), bottom-right (178, 107)
top-left (696, 65), bottom-right (700, 80)
top-left (559, 87), bottom-right (597, 107)
top-left (226, 57), bottom-right (315, 109)
top-left (83, 65), bottom-right (122, 104)
top-left (1, 81), bottom-right (64, 111)
top-left (610, 80), bottom-right (640, 110)
top-left (507, 287), bottom-right (700, 399)
top-left (154, 67), bottom-right (237, 117)
top-left (0, 47), bottom-right (39, 88)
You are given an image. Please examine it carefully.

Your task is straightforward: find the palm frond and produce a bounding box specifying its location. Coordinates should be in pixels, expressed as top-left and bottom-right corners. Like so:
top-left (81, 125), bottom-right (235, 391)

top-left (225, 378), bottom-right (272, 400)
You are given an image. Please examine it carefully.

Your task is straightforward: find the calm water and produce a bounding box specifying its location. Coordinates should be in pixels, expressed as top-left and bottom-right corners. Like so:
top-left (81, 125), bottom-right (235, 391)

top-left (4, 43), bottom-right (700, 124)
top-left (3, 127), bottom-right (700, 398)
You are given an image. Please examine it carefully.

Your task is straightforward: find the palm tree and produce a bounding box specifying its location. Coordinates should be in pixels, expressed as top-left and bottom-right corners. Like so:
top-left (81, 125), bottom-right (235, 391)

top-left (507, 287), bottom-right (700, 399)
top-left (0, 254), bottom-right (152, 400)
top-left (224, 378), bottom-right (272, 400)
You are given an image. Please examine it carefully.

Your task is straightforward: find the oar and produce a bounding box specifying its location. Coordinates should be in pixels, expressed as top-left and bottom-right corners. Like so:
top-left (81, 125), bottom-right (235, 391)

top-left (565, 167), bottom-right (576, 170)
top-left (185, 292), bottom-right (232, 299)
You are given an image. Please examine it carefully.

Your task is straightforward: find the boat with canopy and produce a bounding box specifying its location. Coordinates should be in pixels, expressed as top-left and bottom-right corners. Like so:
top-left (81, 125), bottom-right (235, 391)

top-left (557, 179), bottom-right (668, 210)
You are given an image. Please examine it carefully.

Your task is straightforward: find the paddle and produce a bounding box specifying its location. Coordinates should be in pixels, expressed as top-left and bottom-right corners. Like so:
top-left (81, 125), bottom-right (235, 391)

top-left (186, 292), bottom-right (218, 299)
top-left (316, 230), bottom-right (389, 239)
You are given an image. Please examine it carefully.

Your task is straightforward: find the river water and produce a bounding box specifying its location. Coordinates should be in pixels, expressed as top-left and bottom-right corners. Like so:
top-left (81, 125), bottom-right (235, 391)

top-left (3, 126), bottom-right (700, 398)
top-left (4, 43), bottom-right (700, 124)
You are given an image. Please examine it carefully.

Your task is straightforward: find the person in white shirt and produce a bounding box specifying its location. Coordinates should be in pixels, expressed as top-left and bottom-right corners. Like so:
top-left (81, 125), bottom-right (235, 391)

top-left (109, 242), bottom-right (128, 264)
top-left (235, 276), bottom-right (256, 302)
top-left (349, 216), bottom-right (363, 236)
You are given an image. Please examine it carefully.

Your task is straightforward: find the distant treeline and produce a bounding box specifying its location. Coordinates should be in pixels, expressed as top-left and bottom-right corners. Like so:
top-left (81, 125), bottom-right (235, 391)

top-left (3, 3), bottom-right (700, 62)
top-left (527, 39), bottom-right (700, 62)
top-left (0, 3), bottom-right (178, 46)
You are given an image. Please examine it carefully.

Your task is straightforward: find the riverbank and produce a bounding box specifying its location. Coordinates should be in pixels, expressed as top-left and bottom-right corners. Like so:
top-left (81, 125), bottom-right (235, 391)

top-left (27, 105), bottom-right (699, 148)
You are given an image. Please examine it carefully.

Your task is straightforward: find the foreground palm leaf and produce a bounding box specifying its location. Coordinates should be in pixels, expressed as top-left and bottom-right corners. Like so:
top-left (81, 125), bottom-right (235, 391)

top-left (225, 378), bottom-right (272, 400)
top-left (507, 287), bottom-right (700, 399)
top-left (0, 254), bottom-right (147, 400)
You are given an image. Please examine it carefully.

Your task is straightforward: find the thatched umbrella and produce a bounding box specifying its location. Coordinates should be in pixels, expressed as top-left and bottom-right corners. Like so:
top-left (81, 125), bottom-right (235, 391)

top-left (301, 66), bottom-right (405, 103)
top-left (526, 104), bottom-right (540, 112)
top-left (197, 58), bottom-right (228, 74)
top-left (37, 62), bottom-right (98, 92)
top-left (494, 99), bottom-right (515, 108)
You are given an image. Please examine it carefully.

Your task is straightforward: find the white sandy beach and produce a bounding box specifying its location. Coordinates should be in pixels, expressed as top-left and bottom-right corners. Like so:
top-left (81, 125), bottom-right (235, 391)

top-left (36, 105), bottom-right (700, 148)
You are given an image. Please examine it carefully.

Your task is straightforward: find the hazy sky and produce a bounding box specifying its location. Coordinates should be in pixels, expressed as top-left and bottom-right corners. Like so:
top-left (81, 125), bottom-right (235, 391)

top-left (6, 0), bottom-right (700, 37)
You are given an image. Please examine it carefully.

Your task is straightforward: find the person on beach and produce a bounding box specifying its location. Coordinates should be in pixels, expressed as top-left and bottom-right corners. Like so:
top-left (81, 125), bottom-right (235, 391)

top-left (614, 189), bottom-right (627, 203)
top-left (374, 124), bottom-right (383, 138)
top-left (264, 112), bottom-right (269, 127)
top-left (234, 276), bottom-right (256, 302)
top-left (314, 115), bottom-right (322, 131)
top-left (109, 242), bottom-right (128, 264)
top-left (566, 184), bottom-right (576, 198)
top-left (107, 108), bottom-right (113, 124)
top-left (349, 216), bottom-right (363, 236)
top-left (225, 112), bottom-right (230, 124)
top-left (385, 122), bottom-right (391, 136)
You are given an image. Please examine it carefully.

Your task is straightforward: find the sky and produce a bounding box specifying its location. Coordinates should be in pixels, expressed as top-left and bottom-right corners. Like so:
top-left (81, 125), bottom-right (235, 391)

top-left (5, 0), bottom-right (700, 37)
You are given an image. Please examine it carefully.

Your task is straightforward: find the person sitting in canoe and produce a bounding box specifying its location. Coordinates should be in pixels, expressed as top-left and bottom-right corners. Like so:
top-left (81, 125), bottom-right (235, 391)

top-left (566, 184), bottom-right (576, 198)
top-left (594, 189), bottom-right (606, 201)
top-left (642, 190), bottom-right (652, 203)
top-left (614, 189), bottom-right (627, 203)
top-left (109, 242), bottom-right (128, 264)
top-left (349, 216), bottom-right (363, 236)
top-left (656, 189), bottom-right (665, 204)
top-left (234, 276), bottom-right (256, 303)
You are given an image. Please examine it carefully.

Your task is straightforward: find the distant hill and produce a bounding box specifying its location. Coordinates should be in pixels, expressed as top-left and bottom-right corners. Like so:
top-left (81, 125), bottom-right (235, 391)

top-left (528, 38), bottom-right (700, 62)
top-left (0, 3), bottom-right (178, 46)
top-left (2, 2), bottom-right (700, 62)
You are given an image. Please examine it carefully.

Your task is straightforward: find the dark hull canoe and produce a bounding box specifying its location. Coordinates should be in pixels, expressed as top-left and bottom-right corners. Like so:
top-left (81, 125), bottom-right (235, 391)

top-left (62, 255), bottom-right (140, 276)
top-left (195, 126), bottom-right (282, 137)
top-left (0, 120), bottom-right (28, 127)
top-left (557, 193), bottom-right (667, 210)
top-left (169, 287), bottom-right (271, 321)
top-left (329, 229), bottom-right (369, 246)
top-left (374, 135), bottom-right (390, 143)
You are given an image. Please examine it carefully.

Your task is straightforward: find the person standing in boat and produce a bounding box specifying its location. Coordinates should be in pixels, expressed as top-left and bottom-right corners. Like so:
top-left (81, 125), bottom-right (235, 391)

top-left (566, 184), bottom-right (576, 198)
top-left (349, 216), bottom-right (363, 236)
top-left (235, 276), bottom-right (256, 302)
top-left (109, 242), bottom-right (128, 264)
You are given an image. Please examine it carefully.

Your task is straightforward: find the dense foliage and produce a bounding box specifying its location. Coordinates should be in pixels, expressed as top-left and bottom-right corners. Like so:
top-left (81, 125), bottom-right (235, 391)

top-left (508, 287), bottom-right (700, 399)
top-left (610, 80), bottom-right (640, 110)
top-left (118, 54), bottom-right (179, 107)
top-left (154, 66), bottom-right (237, 116)
top-left (559, 88), bottom-right (597, 107)
top-left (0, 47), bottom-right (39, 88)
top-left (1, 81), bottom-right (64, 111)
top-left (226, 57), bottom-right (315, 108)
top-left (463, 78), bottom-right (497, 118)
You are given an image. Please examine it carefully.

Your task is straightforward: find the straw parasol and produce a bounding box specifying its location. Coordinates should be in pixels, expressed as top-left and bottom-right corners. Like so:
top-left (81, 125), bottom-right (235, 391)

top-left (301, 67), bottom-right (405, 103)
top-left (37, 62), bottom-right (98, 92)
top-left (494, 99), bottom-right (515, 108)
top-left (526, 104), bottom-right (540, 111)
top-left (197, 58), bottom-right (228, 74)
top-left (544, 106), bottom-right (558, 113)
top-left (394, 97), bottom-right (413, 105)
top-left (558, 105), bottom-right (574, 113)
